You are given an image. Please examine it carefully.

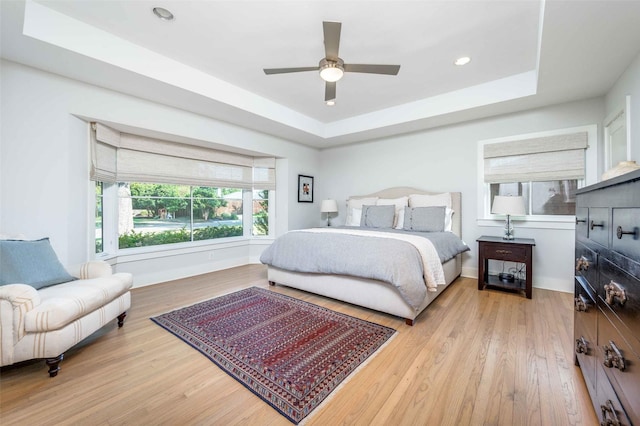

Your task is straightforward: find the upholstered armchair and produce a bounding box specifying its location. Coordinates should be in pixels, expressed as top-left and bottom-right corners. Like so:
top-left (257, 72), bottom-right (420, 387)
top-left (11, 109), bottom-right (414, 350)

top-left (0, 238), bottom-right (133, 377)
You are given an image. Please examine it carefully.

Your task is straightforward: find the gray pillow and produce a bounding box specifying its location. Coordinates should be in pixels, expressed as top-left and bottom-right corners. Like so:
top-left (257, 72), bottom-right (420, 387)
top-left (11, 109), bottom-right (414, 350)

top-left (360, 205), bottom-right (395, 228)
top-left (403, 206), bottom-right (446, 232)
top-left (0, 238), bottom-right (76, 289)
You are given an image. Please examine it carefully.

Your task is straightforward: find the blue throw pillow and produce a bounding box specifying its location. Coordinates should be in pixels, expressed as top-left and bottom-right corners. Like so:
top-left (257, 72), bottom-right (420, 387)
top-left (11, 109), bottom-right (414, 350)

top-left (0, 238), bottom-right (76, 289)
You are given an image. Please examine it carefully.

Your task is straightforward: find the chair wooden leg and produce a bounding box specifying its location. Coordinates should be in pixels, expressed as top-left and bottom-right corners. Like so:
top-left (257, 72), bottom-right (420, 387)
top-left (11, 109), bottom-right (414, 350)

top-left (45, 353), bottom-right (64, 377)
top-left (117, 312), bottom-right (127, 328)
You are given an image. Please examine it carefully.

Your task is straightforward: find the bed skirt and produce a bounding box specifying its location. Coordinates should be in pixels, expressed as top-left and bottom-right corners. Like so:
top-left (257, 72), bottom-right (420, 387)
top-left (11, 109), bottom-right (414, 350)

top-left (267, 254), bottom-right (461, 325)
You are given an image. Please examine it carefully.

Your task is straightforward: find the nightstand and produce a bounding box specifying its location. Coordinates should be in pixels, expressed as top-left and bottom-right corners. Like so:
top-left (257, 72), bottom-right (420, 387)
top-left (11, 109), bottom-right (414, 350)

top-left (477, 236), bottom-right (536, 299)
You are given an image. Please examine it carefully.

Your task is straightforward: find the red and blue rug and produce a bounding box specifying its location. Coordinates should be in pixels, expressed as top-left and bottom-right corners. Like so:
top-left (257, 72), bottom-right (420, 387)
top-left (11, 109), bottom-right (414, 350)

top-left (151, 287), bottom-right (395, 424)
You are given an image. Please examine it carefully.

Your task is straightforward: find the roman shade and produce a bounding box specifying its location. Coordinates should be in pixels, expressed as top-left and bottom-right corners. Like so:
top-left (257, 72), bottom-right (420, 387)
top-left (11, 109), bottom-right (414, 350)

top-left (90, 123), bottom-right (275, 189)
top-left (484, 132), bottom-right (588, 183)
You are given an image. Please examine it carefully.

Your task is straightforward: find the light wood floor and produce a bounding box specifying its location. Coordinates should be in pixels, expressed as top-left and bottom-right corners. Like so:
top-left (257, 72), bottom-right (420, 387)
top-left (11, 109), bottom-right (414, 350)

top-left (1, 264), bottom-right (597, 425)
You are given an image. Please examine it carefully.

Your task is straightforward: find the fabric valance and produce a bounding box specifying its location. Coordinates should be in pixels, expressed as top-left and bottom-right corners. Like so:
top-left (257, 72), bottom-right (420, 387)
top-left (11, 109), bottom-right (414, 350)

top-left (90, 123), bottom-right (275, 190)
top-left (484, 131), bottom-right (588, 183)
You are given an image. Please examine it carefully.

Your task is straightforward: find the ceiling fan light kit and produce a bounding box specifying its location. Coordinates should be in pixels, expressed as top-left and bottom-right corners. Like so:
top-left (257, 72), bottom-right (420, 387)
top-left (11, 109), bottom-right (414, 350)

top-left (263, 21), bottom-right (400, 104)
top-left (319, 58), bottom-right (344, 82)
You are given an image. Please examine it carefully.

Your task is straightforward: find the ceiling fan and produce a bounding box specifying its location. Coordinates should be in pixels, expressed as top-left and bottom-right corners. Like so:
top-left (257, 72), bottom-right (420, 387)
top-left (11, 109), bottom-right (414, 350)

top-left (263, 21), bottom-right (401, 105)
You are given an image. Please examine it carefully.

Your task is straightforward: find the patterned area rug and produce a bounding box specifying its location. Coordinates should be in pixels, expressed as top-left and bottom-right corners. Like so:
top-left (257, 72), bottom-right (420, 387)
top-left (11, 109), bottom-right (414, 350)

top-left (151, 287), bottom-right (395, 424)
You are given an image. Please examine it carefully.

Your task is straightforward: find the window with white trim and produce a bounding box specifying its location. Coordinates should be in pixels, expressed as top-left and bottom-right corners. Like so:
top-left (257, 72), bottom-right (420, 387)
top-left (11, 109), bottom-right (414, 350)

top-left (483, 130), bottom-right (588, 217)
top-left (90, 123), bottom-right (275, 254)
top-left (95, 181), bottom-right (104, 253)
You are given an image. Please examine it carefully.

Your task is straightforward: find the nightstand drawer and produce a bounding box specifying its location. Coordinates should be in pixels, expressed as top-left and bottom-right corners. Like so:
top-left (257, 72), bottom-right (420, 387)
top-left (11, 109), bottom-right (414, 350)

top-left (482, 244), bottom-right (527, 261)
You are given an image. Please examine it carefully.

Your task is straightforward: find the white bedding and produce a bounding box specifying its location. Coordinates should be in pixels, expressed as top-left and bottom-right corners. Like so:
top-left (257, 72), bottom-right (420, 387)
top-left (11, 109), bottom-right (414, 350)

top-left (300, 227), bottom-right (445, 291)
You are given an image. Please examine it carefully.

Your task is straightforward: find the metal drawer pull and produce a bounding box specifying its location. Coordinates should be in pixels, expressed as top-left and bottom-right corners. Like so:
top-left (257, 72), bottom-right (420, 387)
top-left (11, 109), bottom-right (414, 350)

top-left (575, 336), bottom-right (588, 354)
top-left (604, 281), bottom-right (627, 307)
top-left (616, 225), bottom-right (638, 239)
top-left (574, 295), bottom-right (589, 312)
top-left (495, 249), bottom-right (512, 255)
top-left (590, 220), bottom-right (604, 230)
top-left (600, 399), bottom-right (621, 426)
top-left (603, 341), bottom-right (625, 371)
top-left (575, 217), bottom-right (586, 224)
top-left (575, 256), bottom-right (590, 271)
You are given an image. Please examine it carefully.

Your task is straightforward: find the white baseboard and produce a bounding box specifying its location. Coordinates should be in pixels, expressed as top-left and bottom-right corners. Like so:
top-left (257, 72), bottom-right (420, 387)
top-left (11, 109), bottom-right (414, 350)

top-left (130, 258), bottom-right (249, 288)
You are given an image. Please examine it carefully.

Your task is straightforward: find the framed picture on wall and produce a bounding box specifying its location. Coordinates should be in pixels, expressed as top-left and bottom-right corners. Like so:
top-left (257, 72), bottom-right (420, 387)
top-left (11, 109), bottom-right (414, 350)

top-left (298, 175), bottom-right (314, 203)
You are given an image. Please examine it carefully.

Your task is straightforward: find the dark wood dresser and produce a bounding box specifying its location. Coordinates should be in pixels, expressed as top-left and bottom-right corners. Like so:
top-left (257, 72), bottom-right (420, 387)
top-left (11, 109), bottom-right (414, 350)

top-left (574, 169), bottom-right (640, 426)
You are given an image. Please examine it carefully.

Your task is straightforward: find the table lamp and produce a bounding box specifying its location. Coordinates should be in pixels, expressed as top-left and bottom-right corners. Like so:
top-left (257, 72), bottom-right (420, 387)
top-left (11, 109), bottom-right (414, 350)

top-left (320, 199), bottom-right (338, 226)
top-left (491, 195), bottom-right (526, 240)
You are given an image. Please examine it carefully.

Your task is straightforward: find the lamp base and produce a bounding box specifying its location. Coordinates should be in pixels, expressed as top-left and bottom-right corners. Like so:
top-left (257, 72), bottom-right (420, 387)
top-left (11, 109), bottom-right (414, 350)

top-left (503, 215), bottom-right (514, 240)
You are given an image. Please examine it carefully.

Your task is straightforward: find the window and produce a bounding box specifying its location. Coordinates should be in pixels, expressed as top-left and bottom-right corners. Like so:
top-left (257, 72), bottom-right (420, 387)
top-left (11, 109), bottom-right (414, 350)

top-left (89, 122), bottom-right (275, 254)
top-left (482, 128), bottom-right (589, 219)
top-left (252, 189), bottom-right (269, 236)
top-left (117, 183), bottom-right (244, 249)
top-left (604, 96), bottom-right (631, 171)
top-left (489, 180), bottom-right (578, 216)
top-left (95, 181), bottom-right (104, 253)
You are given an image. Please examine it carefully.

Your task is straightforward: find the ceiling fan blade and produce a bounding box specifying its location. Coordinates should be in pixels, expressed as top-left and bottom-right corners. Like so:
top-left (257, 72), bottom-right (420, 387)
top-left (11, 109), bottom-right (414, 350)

top-left (263, 66), bottom-right (319, 75)
top-left (343, 64), bottom-right (401, 75)
top-left (323, 21), bottom-right (341, 61)
top-left (325, 81), bottom-right (336, 102)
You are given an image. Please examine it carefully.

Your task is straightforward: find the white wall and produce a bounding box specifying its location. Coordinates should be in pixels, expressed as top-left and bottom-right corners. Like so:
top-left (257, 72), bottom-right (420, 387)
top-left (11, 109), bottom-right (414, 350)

top-left (605, 50), bottom-right (640, 163)
top-left (5, 51), bottom-right (639, 293)
top-left (0, 60), bottom-right (320, 286)
top-left (319, 98), bottom-right (605, 293)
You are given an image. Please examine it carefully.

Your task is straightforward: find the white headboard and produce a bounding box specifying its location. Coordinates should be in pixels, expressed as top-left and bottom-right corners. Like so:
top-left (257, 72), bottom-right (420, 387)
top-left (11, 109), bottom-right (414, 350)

top-left (349, 187), bottom-right (462, 238)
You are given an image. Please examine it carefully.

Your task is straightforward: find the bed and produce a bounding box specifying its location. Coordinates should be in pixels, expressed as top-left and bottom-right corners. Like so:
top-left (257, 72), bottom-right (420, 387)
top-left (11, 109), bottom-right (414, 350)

top-left (260, 187), bottom-right (469, 325)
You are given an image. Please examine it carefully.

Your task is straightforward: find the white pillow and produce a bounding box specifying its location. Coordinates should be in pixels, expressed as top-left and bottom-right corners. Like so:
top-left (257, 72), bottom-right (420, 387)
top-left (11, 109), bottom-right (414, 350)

top-left (377, 197), bottom-right (409, 228)
top-left (409, 193), bottom-right (452, 209)
top-left (345, 197), bottom-right (378, 226)
top-left (346, 208), bottom-right (362, 226)
top-left (445, 208), bottom-right (454, 232)
top-left (394, 208), bottom-right (406, 229)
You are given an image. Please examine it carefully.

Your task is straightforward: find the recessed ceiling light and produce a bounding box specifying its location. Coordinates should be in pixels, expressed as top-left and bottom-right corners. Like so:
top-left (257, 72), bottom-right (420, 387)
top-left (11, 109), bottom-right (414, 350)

top-left (454, 56), bottom-right (471, 66)
top-left (326, 100), bottom-right (336, 106)
top-left (153, 7), bottom-right (174, 21)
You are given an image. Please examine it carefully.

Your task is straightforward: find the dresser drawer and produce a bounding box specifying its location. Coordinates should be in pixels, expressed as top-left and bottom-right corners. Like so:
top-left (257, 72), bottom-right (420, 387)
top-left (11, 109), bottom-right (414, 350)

top-left (588, 207), bottom-right (610, 247)
top-left (599, 257), bottom-right (640, 348)
top-left (481, 243), bottom-right (527, 262)
top-left (575, 242), bottom-right (598, 292)
top-left (575, 207), bottom-right (589, 239)
top-left (574, 277), bottom-right (597, 395)
top-left (597, 310), bottom-right (640, 425)
top-left (596, 363), bottom-right (633, 426)
top-left (612, 207), bottom-right (640, 262)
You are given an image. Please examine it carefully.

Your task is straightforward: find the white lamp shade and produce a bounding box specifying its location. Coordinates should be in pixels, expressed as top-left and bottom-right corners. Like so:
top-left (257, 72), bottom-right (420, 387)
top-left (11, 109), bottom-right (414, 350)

top-left (320, 199), bottom-right (338, 213)
top-left (491, 196), bottom-right (526, 215)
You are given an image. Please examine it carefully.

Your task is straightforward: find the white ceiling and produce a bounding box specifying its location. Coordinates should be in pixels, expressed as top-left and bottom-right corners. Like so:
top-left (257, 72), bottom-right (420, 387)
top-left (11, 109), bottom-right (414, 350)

top-left (2, 0), bottom-right (640, 149)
